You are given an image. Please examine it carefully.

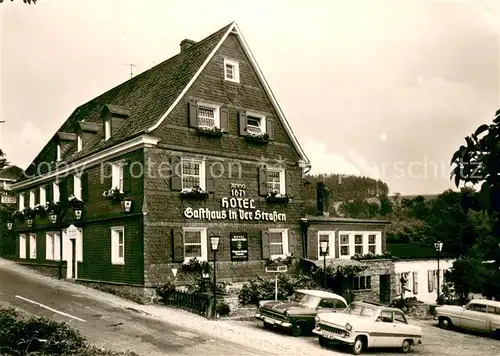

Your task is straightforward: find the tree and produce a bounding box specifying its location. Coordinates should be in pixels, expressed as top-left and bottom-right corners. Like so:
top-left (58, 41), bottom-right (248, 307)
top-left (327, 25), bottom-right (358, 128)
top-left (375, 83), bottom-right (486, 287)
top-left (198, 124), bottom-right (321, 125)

top-left (444, 257), bottom-right (486, 304)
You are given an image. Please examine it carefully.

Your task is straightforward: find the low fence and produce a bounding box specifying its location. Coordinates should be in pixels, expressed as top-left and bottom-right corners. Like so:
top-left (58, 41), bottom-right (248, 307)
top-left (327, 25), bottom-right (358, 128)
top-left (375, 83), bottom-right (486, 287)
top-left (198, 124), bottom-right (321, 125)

top-left (159, 290), bottom-right (212, 318)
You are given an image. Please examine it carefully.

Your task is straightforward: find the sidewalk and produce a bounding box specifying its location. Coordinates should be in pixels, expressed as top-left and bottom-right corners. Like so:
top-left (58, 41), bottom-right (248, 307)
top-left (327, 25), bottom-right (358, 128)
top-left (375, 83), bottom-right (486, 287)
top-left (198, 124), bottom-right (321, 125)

top-left (0, 259), bottom-right (344, 356)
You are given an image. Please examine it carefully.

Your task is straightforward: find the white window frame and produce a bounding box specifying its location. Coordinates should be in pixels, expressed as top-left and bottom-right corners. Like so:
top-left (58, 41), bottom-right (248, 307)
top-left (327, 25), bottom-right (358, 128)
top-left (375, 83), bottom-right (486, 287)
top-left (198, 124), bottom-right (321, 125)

top-left (29, 233), bottom-right (36, 259)
top-left (45, 232), bottom-right (61, 260)
top-left (223, 58), bottom-right (240, 83)
top-left (39, 186), bottom-right (46, 206)
top-left (268, 228), bottom-right (289, 259)
top-left (182, 227), bottom-right (208, 263)
top-left (368, 234), bottom-right (377, 254)
top-left (29, 190), bottom-right (35, 208)
top-left (56, 143), bottom-right (61, 161)
top-left (18, 194), bottom-right (25, 211)
top-left (104, 119), bottom-right (111, 141)
top-left (246, 112), bottom-right (266, 135)
top-left (267, 167), bottom-right (285, 195)
top-left (19, 234), bottom-right (26, 259)
top-left (111, 162), bottom-right (124, 192)
top-left (338, 231), bottom-right (382, 258)
top-left (111, 226), bottom-right (125, 265)
top-left (354, 233), bottom-right (364, 255)
top-left (181, 158), bottom-right (206, 190)
top-left (53, 181), bottom-right (60, 202)
top-left (339, 233), bottom-right (350, 258)
top-left (197, 102), bottom-right (220, 128)
top-left (77, 134), bottom-right (83, 152)
top-left (73, 175), bottom-right (82, 200)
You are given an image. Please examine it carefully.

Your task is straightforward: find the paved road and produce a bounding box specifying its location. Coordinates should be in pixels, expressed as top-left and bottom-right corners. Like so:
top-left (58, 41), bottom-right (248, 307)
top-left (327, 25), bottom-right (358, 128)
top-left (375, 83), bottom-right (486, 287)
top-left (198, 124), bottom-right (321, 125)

top-left (0, 266), bottom-right (270, 356)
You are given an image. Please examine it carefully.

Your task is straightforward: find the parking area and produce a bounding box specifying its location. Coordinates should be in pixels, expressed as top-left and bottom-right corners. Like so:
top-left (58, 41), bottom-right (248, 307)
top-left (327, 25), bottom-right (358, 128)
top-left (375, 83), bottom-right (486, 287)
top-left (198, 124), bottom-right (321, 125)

top-left (236, 318), bottom-right (500, 356)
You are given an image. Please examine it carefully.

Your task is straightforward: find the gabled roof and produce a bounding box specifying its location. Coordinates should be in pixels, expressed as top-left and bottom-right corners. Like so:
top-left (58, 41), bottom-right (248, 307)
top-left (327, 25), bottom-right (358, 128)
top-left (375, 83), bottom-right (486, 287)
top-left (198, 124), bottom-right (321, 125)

top-left (387, 243), bottom-right (457, 260)
top-left (19, 22), bottom-right (310, 184)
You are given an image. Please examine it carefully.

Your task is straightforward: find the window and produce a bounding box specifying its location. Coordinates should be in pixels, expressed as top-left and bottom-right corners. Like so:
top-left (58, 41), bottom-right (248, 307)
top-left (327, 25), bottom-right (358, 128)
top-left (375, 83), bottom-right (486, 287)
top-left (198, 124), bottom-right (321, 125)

top-left (45, 232), bottom-right (61, 260)
top-left (246, 114), bottom-right (266, 135)
top-left (412, 271), bottom-right (418, 294)
top-left (353, 276), bottom-right (371, 290)
top-left (39, 186), bottom-right (46, 206)
top-left (354, 234), bottom-right (363, 254)
top-left (268, 229), bottom-right (289, 258)
top-left (368, 234), bottom-right (376, 254)
top-left (77, 134), bottom-right (83, 152)
top-left (488, 306), bottom-right (500, 315)
top-left (318, 299), bottom-right (335, 309)
top-left (223, 58), bottom-right (240, 83)
top-left (183, 227), bottom-right (207, 262)
top-left (73, 175), bottom-right (82, 200)
top-left (18, 194), bottom-right (25, 211)
top-left (181, 159), bottom-right (205, 190)
top-left (29, 190), bottom-right (35, 208)
top-left (340, 234), bottom-right (350, 256)
top-left (29, 233), bottom-right (36, 259)
top-left (53, 181), bottom-right (60, 202)
top-left (104, 119), bottom-right (111, 140)
top-left (267, 168), bottom-right (285, 194)
top-left (378, 310), bottom-right (393, 323)
top-left (111, 162), bottom-right (124, 192)
top-left (56, 144), bottom-right (61, 161)
top-left (197, 104), bottom-right (220, 128)
top-left (394, 312), bottom-right (407, 324)
top-left (19, 234), bottom-right (26, 259)
top-left (111, 227), bottom-right (125, 264)
top-left (318, 233), bottom-right (333, 258)
top-left (467, 303), bottom-right (487, 313)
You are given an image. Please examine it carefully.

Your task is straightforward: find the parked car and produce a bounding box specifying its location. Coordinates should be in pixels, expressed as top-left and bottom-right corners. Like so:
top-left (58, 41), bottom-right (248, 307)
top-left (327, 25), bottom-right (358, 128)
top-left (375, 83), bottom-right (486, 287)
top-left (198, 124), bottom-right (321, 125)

top-left (254, 289), bottom-right (347, 336)
top-left (435, 299), bottom-right (500, 337)
top-left (313, 301), bottom-right (423, 355)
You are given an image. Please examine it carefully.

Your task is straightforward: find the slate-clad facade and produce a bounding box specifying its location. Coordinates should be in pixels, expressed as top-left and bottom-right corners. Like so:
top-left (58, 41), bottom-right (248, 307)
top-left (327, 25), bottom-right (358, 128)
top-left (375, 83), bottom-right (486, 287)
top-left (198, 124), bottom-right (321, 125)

top-left (7, 23), bottom-right (311, 299)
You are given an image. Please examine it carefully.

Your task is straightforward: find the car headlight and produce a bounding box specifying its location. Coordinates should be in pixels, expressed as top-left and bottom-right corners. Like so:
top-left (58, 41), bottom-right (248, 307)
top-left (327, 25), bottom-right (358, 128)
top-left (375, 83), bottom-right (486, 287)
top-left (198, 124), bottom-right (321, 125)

top-left (345, 323), bottom-right (352, 331)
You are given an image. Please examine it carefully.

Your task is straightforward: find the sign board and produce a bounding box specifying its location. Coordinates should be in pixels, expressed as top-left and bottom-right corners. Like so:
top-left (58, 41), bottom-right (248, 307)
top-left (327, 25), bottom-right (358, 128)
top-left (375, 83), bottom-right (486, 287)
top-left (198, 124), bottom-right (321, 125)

top-left (1, 195), bottom-right (16, 204)
top-left (265, 265), bottom-right (288, 273)
top-left (230, 232), bottom-right (248, 261)
top-left (66, 224), bottom-right (78, 238)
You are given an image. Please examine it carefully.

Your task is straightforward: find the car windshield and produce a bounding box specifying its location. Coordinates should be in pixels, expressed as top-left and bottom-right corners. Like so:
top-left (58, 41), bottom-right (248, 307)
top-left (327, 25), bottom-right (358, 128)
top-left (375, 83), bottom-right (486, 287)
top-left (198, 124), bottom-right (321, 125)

top-left (290, 292), bottom-right (321, 308)
top-left (345, 303), bottom-right (377, 318)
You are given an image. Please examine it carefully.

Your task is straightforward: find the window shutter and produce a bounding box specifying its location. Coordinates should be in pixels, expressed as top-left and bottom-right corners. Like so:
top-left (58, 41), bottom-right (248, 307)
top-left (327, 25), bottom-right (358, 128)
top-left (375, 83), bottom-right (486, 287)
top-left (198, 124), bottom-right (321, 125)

top-left (82, 172), bottom-right (89, 201)
top-left (189, 101), bottom-right (198, 128)
top-left (45, 234), bottom-right (51, 260)
top-left (104, 163), bottom-right (112, 189)
top-left (123, 161), bottom-right (131, 194)
top-left (34, 189), bottom-right (40, 205)
top-left (395, 273), bottom-right (401, 295)
top-left (170, 156), bottom-right (182, 191)
top-left (334, 233), bottom-right (340, 259)
top-left (220, 107), bottom-right (229, 131)
top-left (261, 230), bottom-right (270, 259)
top-left (238, 111), bottom-right (247, 136)
top-left (266, 118), bottom-right (274, 140)
top-left (54, 233), bottom-right (61, 261)
top-left (413, 272), bottom-right (418, 294)
top-left (24, 192), bottom-right (28, 207)
top-left (206, 162), bottom-right (220, 194)
top-left (59, 178), bottom-right (68, 204)
top-left (45, 183), bottom-right (52, 203)
top-left (67, 175), bottom-right (74, 197)
top-left (172, 228), bottom-right (184, 263)
top-left (258, 165), bottom-right (268, 196)
top-left (285, 170), bottom-right (293, 197)
top-left (428, 270), bottom-right (434, 292)
top-left (288, 230), bottom-right (296, 256)
top-left (433, 270), bottom-right (438, 290)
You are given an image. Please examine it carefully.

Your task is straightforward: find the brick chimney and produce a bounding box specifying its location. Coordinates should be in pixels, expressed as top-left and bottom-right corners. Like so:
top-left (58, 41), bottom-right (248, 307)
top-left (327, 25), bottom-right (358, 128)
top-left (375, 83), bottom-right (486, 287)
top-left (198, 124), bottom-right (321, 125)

top-left (180, 39), bottom-right (197, 53)
top-left (496, 108), bottom-right (500, 122)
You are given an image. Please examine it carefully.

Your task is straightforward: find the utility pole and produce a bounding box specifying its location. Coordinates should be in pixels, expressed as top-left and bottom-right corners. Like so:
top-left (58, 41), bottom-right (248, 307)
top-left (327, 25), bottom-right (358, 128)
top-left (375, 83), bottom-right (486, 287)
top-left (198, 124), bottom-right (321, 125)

top-left (123, 63), bottom-right (136, 79)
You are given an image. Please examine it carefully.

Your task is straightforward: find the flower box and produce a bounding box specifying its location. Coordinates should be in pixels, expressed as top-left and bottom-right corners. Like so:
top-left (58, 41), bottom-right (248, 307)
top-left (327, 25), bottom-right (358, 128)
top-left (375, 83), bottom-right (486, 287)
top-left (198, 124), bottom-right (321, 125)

top-left (121, 199), bottom-right (132, 213)
top-left (68, 195), bottom-right (84, 210)
top-left (197, 126), bottom-right (226, 138)
top-left (265, 254), bottom-right (294, 267)
top-left (12, 210), bottom-right (24, 222)
top-left (181, 257), bottom-right (211, 273)
top-left (44, 201), bottom-right (61, 214)
top-left (245, 132), bottom-right (269, 144)
top-left (266, 190), bottom-right (289, 204)
top-left (180, 187), bottom-right (209, 200)
top-left (103, 188), bottom-right (125, 202)
top-left (34, 204), bottom-right (46, 217)
top-left (22, 207), bottom-right (35, 220)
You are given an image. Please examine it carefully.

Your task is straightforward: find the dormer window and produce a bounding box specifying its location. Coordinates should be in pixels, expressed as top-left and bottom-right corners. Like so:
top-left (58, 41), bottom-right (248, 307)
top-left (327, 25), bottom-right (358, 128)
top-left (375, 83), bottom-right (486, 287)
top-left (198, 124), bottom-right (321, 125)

top-left (104, 119), bottom-right (111, 141)
top-left (77, 134), bottom-right (83, 152)
top-left (246, 114), bottom-right (266, 135)
top-left (223, 58), bottom-right (240, 83)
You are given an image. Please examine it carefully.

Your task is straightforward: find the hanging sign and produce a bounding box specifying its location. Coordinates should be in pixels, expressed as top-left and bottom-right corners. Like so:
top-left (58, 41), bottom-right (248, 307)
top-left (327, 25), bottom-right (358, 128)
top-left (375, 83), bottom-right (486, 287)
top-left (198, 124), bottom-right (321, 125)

top-left (230, 232), bottom-right (248, 261)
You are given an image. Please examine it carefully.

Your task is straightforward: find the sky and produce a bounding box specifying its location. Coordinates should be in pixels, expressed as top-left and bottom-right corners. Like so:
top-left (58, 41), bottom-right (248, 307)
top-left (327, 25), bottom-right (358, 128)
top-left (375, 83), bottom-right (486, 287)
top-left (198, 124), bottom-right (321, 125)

top-left (1, 0), bottom-right (499, 195)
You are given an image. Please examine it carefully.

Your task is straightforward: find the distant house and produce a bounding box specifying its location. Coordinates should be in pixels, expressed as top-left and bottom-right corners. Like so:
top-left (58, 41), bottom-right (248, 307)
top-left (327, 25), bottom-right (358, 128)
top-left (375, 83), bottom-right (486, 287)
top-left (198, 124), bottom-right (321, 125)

top-left (387, 243), bottom-right (456, 304)
top-left (0, 166), bottom-right (23, 191)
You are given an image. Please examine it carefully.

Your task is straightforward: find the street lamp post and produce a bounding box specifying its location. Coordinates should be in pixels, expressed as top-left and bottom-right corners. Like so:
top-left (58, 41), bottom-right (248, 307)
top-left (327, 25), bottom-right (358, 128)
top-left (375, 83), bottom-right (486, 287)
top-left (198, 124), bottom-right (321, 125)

top-left (434, 241), bottom-right (443, 304)
top-left (319, 241), bottom-right (329, 290)
top-left (210, 235), bottom-right (220, 319)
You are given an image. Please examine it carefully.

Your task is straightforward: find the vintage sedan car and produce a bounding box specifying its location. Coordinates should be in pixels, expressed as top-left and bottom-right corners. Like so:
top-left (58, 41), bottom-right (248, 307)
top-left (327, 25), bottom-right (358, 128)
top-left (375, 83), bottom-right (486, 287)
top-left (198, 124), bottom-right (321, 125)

top-left (435, 299), bottom-right (500, 337)
top-left (254, 289), bottom-right (347, 336)
top-left (313, 301), bottom-right (422, 355)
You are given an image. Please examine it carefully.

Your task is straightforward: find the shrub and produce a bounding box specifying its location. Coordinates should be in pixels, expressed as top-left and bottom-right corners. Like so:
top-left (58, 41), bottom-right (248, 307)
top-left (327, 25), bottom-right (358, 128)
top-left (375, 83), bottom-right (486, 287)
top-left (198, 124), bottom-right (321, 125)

top-left (216, 302), bottom-right (231, 317)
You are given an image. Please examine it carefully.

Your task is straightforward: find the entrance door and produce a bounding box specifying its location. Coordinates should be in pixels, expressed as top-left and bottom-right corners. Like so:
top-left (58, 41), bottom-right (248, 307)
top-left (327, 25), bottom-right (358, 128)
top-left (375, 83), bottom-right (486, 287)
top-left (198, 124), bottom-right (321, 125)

top-left (317, 232), bottom-right (335, 259)
top-left (379, 274), bottom-right (390, 304)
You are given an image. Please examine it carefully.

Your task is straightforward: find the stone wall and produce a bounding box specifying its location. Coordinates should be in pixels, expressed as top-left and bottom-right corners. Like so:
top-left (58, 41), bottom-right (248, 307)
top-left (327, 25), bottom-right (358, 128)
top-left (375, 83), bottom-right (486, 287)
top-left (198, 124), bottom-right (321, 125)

top-left (351, 259), bottom-right (395, 304)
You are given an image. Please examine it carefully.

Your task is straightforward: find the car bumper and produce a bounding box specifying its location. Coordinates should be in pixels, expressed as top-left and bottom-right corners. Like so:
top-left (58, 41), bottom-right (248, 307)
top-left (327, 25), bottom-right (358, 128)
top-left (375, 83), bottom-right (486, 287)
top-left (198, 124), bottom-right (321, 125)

top-left (312, 327), bottom-right (354, 345)
top-left (254, 313), bottom-right (292, 328)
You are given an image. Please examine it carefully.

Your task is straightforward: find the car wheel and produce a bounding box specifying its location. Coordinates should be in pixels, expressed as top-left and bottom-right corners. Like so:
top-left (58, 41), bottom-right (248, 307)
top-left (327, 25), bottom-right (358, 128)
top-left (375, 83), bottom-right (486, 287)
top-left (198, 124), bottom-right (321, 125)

top-left (438, 317), bottom-right (452, 330)
top-left (318, 336), bottom-right (328, 348)
top-left (263, 322), bottom-right (273, 330)
top-left (351, 336), bottom-right (364, 355)
top-left (291, 322), bottom-right (303, 337)
top-left (401, 339), bottom-right (412, 353)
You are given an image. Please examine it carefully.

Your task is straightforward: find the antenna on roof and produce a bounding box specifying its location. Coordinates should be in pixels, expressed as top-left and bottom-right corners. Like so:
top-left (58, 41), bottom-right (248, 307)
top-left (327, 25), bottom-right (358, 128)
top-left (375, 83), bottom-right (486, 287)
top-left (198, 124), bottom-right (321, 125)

top-left (123, 63), bottom-right (136, 79)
